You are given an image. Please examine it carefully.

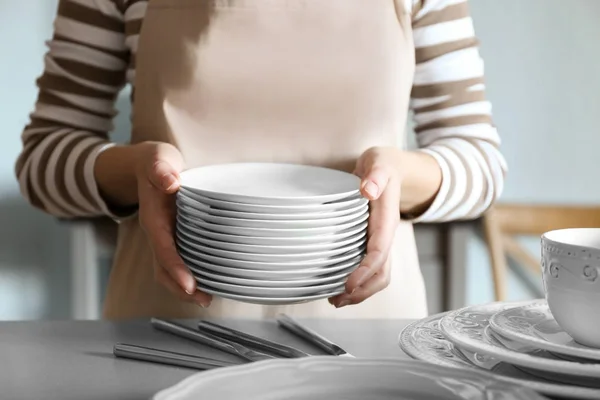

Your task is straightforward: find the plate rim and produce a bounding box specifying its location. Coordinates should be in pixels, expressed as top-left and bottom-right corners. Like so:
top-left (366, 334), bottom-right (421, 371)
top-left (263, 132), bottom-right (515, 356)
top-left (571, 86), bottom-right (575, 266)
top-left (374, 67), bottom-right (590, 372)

top-left (153, 356), bottom-right (544, 400)
top-left (176, 214), bottom-right (368, 244)
top-left (177, 191), bottom-right (369, 220)
top-left (398, 311), bottom-right (600, 400)
top-left (180, 251), bottom-right (364, 279)
top-left (176, 211), bottom-right (369, 237)
top-left (176, 228), bottom-right (367, 261)
top-left (177, 239), bottom-right (365, 269)
top-left (179, 163), bottom-right (360, 204)
top-left (176, 199), bottom-right (369, 226)
top-left (440, 301), bottom-right (600, 379)
top-left (190, 264), bottom-right (356, 287)
top-left (489, 300), bottom-right (600, 361)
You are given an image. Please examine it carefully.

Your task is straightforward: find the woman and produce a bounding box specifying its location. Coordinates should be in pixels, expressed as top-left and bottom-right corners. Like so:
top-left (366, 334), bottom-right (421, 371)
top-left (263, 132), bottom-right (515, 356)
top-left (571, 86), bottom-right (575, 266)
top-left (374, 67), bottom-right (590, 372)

top-left (16, 0), bottom-right (506, 320)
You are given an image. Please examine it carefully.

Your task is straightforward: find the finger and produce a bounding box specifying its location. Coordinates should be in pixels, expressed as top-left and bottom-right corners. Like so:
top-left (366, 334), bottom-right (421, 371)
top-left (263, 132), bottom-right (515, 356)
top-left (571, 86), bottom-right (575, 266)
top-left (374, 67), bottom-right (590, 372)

top-left (146, 145), bottom-right (185, 194)
top-left (353, 147), bottom-right (377, 178)
top-left (139, 192), bottom-right (196, 296)
top-left (331, 269), bottom-right (390, 307)
top-left (155, 266), bottom-right (212, 307)
top-left (360, 164), bottom-right (391, 201)
top-left (345, 178), bottom-right (400, 294)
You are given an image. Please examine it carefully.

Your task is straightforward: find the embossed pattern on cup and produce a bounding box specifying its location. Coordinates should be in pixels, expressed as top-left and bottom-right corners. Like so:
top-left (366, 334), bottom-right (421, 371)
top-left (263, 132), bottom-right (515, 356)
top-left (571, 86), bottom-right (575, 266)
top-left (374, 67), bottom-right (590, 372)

top-left (541, 228), bottom-right (600, 348)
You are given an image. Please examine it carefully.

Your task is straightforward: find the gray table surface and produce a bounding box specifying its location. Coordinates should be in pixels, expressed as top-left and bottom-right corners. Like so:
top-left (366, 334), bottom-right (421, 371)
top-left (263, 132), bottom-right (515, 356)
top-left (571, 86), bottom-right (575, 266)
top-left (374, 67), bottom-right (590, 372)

top-left (1, 318), bottom-right (411, 400)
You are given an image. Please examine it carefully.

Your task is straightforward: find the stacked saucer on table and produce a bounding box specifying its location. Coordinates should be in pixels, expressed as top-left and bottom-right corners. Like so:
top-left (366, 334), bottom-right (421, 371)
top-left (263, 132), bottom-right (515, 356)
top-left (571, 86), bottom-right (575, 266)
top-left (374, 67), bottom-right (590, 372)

top-left (175, 163), bottom-right (368, 305)
top-left (400, 228), bottom-right (600, 400)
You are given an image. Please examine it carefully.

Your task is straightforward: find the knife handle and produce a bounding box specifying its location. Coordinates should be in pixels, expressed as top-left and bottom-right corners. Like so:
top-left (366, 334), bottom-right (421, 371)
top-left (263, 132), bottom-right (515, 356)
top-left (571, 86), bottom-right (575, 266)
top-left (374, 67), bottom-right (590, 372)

top-left (151, 318), bottom-right (273, 362)
top-left (276, 314), bottom-right (348, 356)
top-left (198, 320), bottom-right (309, 359)
top-left (113, 343), bottom-right (236, 370)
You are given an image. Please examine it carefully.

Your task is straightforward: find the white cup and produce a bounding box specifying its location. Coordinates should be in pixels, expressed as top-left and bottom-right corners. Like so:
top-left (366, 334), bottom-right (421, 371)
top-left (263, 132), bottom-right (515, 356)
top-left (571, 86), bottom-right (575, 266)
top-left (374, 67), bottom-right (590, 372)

top-left (541, 228), bottom-right (600, 348)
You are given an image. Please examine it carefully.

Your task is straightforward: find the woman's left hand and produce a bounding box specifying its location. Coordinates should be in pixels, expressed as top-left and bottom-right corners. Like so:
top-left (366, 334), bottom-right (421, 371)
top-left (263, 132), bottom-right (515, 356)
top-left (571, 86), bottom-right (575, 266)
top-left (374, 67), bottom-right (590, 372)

top-left (329, 146), bottom-right (403, 308)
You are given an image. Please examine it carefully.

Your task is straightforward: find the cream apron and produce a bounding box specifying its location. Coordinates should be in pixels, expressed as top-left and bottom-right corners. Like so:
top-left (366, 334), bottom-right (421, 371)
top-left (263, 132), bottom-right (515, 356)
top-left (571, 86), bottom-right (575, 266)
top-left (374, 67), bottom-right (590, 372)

top-left (103, 0), bottom-right (428, 320)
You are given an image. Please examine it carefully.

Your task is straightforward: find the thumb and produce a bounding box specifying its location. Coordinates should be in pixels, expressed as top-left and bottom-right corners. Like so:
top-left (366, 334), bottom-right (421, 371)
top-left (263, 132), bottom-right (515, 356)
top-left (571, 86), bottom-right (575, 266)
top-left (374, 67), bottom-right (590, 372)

top-left (360, 163), bottom-right (392, 201)
top-left (146, 144), bottom-right (185, 194)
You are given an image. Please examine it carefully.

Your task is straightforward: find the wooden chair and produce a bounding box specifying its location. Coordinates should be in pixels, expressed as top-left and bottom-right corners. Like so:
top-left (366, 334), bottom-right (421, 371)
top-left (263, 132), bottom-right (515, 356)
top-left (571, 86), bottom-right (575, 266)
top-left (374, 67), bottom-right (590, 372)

top-left (481, 204), bottom-right (600, 301)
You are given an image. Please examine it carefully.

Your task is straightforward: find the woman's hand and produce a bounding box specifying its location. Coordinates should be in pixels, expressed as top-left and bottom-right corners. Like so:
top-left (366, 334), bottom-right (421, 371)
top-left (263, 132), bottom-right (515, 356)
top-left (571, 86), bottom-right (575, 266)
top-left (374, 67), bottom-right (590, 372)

top-left (329, 146), bottom-right (442, 308)
top-left (134, 142), bottom-right (212, 307)
top-left (329, 147), bottom-right (403, 308)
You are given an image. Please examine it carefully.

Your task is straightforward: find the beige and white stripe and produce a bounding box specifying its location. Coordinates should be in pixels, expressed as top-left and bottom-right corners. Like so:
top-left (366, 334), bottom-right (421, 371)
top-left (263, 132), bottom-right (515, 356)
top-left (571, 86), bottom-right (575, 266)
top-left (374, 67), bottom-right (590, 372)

top-left (16, 0), bottom-right (506, 223)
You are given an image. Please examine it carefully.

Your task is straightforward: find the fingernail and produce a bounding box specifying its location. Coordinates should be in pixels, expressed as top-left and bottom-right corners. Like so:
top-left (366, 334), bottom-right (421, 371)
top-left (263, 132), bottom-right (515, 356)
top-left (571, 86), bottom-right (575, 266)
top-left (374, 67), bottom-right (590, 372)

top-left (199, 301), bottom-right (211, 308)
top-left (337, 300), bottom-right (351, 308)
top-left (161, 174), bottom-right (178, 191)
top-left (184, 276), bottom-right (196, 295)
top-left (363, 181), bottom-right (378, 198)
top-left (354, 267), bottom-right (371, 287)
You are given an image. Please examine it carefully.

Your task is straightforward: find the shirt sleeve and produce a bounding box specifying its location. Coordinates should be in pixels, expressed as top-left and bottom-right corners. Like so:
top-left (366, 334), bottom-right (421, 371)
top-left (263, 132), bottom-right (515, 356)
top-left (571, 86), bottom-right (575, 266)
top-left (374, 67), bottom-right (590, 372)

top-left (14, 0), bottom-right (134, 220)
top-left (407, 0), bottom-right (507, 223)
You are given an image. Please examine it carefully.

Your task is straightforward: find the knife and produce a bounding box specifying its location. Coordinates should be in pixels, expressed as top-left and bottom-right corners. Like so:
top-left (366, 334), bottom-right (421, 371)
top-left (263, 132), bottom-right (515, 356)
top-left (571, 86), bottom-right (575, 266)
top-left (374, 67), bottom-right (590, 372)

top-left (151, 318), bottom-right (275, 362)
top-left (113, 343), bottom-right (238, 370)
top-left (198, 320), bottom-right (310, 358)
top-left (276, 314), bottom-right (354, 357)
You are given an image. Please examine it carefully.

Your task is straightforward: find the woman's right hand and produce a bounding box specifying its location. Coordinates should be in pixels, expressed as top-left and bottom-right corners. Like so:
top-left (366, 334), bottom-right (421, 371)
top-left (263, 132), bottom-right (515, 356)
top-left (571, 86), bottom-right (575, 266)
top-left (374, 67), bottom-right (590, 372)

top-left (134, 141), bottom-right (212, 307)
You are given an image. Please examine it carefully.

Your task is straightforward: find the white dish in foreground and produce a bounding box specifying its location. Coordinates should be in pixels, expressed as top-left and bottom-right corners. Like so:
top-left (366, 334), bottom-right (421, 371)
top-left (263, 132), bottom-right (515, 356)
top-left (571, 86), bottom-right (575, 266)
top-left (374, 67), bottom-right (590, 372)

top-left (177, 212), bottom-right (369, 238)
top-left (176, 216), bottom-right (367, 245)
top-left (180, 251), bottom-right (363, 280)
top-left (398, 311), bottom-right (600, 400)
top-left (179, 163), bottom-right (360, 205)
top-left (177, 191), bottom-right (369, 220)
top-left (153, 357), bottom-right (544, 400)
top-left (176, 229), bottom-right (366, 262)
top-left (190, 265), bottom-right (357, 288)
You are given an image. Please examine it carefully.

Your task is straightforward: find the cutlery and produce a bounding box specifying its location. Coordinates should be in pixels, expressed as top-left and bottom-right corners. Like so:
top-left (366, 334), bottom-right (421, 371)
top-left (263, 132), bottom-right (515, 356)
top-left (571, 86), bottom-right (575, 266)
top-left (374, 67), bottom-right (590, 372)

top-left (113, 343), bottom-right (237, 370)
top-left (276, 314), bottom-right (354, 357)
top-left (151, 318), bottom-right (275, 362)
top-left (197, 320), bottom-right (310, 358)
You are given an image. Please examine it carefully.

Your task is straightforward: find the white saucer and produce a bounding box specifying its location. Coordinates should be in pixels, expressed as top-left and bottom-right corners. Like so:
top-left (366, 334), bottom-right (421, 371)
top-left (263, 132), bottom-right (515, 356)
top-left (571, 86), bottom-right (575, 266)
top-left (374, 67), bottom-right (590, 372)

top-left (179, 163), bottom-right (360, 205)
top-left (176, 212), bottom-right (369, 238)
top-left (177, 224), bottom-right (366, 254)
top-left (178, 187), bottom-right (367, 214)
top-left (440, 302), bottom-right (600, 380)
top-left (180, 251), bottom-right (363, 280)
top-left (489, 300), bottom-right (600, 362)
top-left (197, 276), bottom-right (345, 297)
top-left (177, 200), bottom-right (368, 229)
top-left (176, 228), bottom-right (366, 262)
top-left (399, 312), bottom-right (600, 400)
top-left (196, 283), bottom-right (345, 305)
top-left (190, 264), bottom-right (356, 288)
top-left (177, 191), bottom-right (369, 220)
top-left (177, 240), bottom-right (365, 270)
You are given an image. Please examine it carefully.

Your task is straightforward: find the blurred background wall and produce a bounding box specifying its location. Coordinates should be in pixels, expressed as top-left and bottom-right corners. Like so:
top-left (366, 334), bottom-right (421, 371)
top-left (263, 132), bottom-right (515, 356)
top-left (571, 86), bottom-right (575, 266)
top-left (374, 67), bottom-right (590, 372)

top-left (1, 0), bottom-right (599, 319)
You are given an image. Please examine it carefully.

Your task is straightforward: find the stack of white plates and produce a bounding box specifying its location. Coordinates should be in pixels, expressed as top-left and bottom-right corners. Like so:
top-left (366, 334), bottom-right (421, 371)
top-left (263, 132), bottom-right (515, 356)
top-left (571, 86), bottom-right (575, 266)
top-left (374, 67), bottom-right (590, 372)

top-left (175, 163), bottom-right (368, 305)
top-left (399, 299), bottom-right (600, 400)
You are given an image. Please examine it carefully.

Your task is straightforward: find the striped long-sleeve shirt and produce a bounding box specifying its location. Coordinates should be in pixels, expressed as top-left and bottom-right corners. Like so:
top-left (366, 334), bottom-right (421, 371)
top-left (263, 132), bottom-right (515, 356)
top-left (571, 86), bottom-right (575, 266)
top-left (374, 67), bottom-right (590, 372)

top-left (15, 0), bottom-right (507, 222)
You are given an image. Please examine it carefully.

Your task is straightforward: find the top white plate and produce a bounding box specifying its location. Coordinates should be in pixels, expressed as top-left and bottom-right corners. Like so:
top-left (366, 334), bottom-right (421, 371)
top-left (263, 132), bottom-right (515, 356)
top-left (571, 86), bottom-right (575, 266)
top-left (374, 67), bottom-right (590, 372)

top-left (153, 357), bottom-right (544, 400)
top-left (489, 300), bottom-right (600, 361)
top-left (179, 163), bottom-right (360, 205)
